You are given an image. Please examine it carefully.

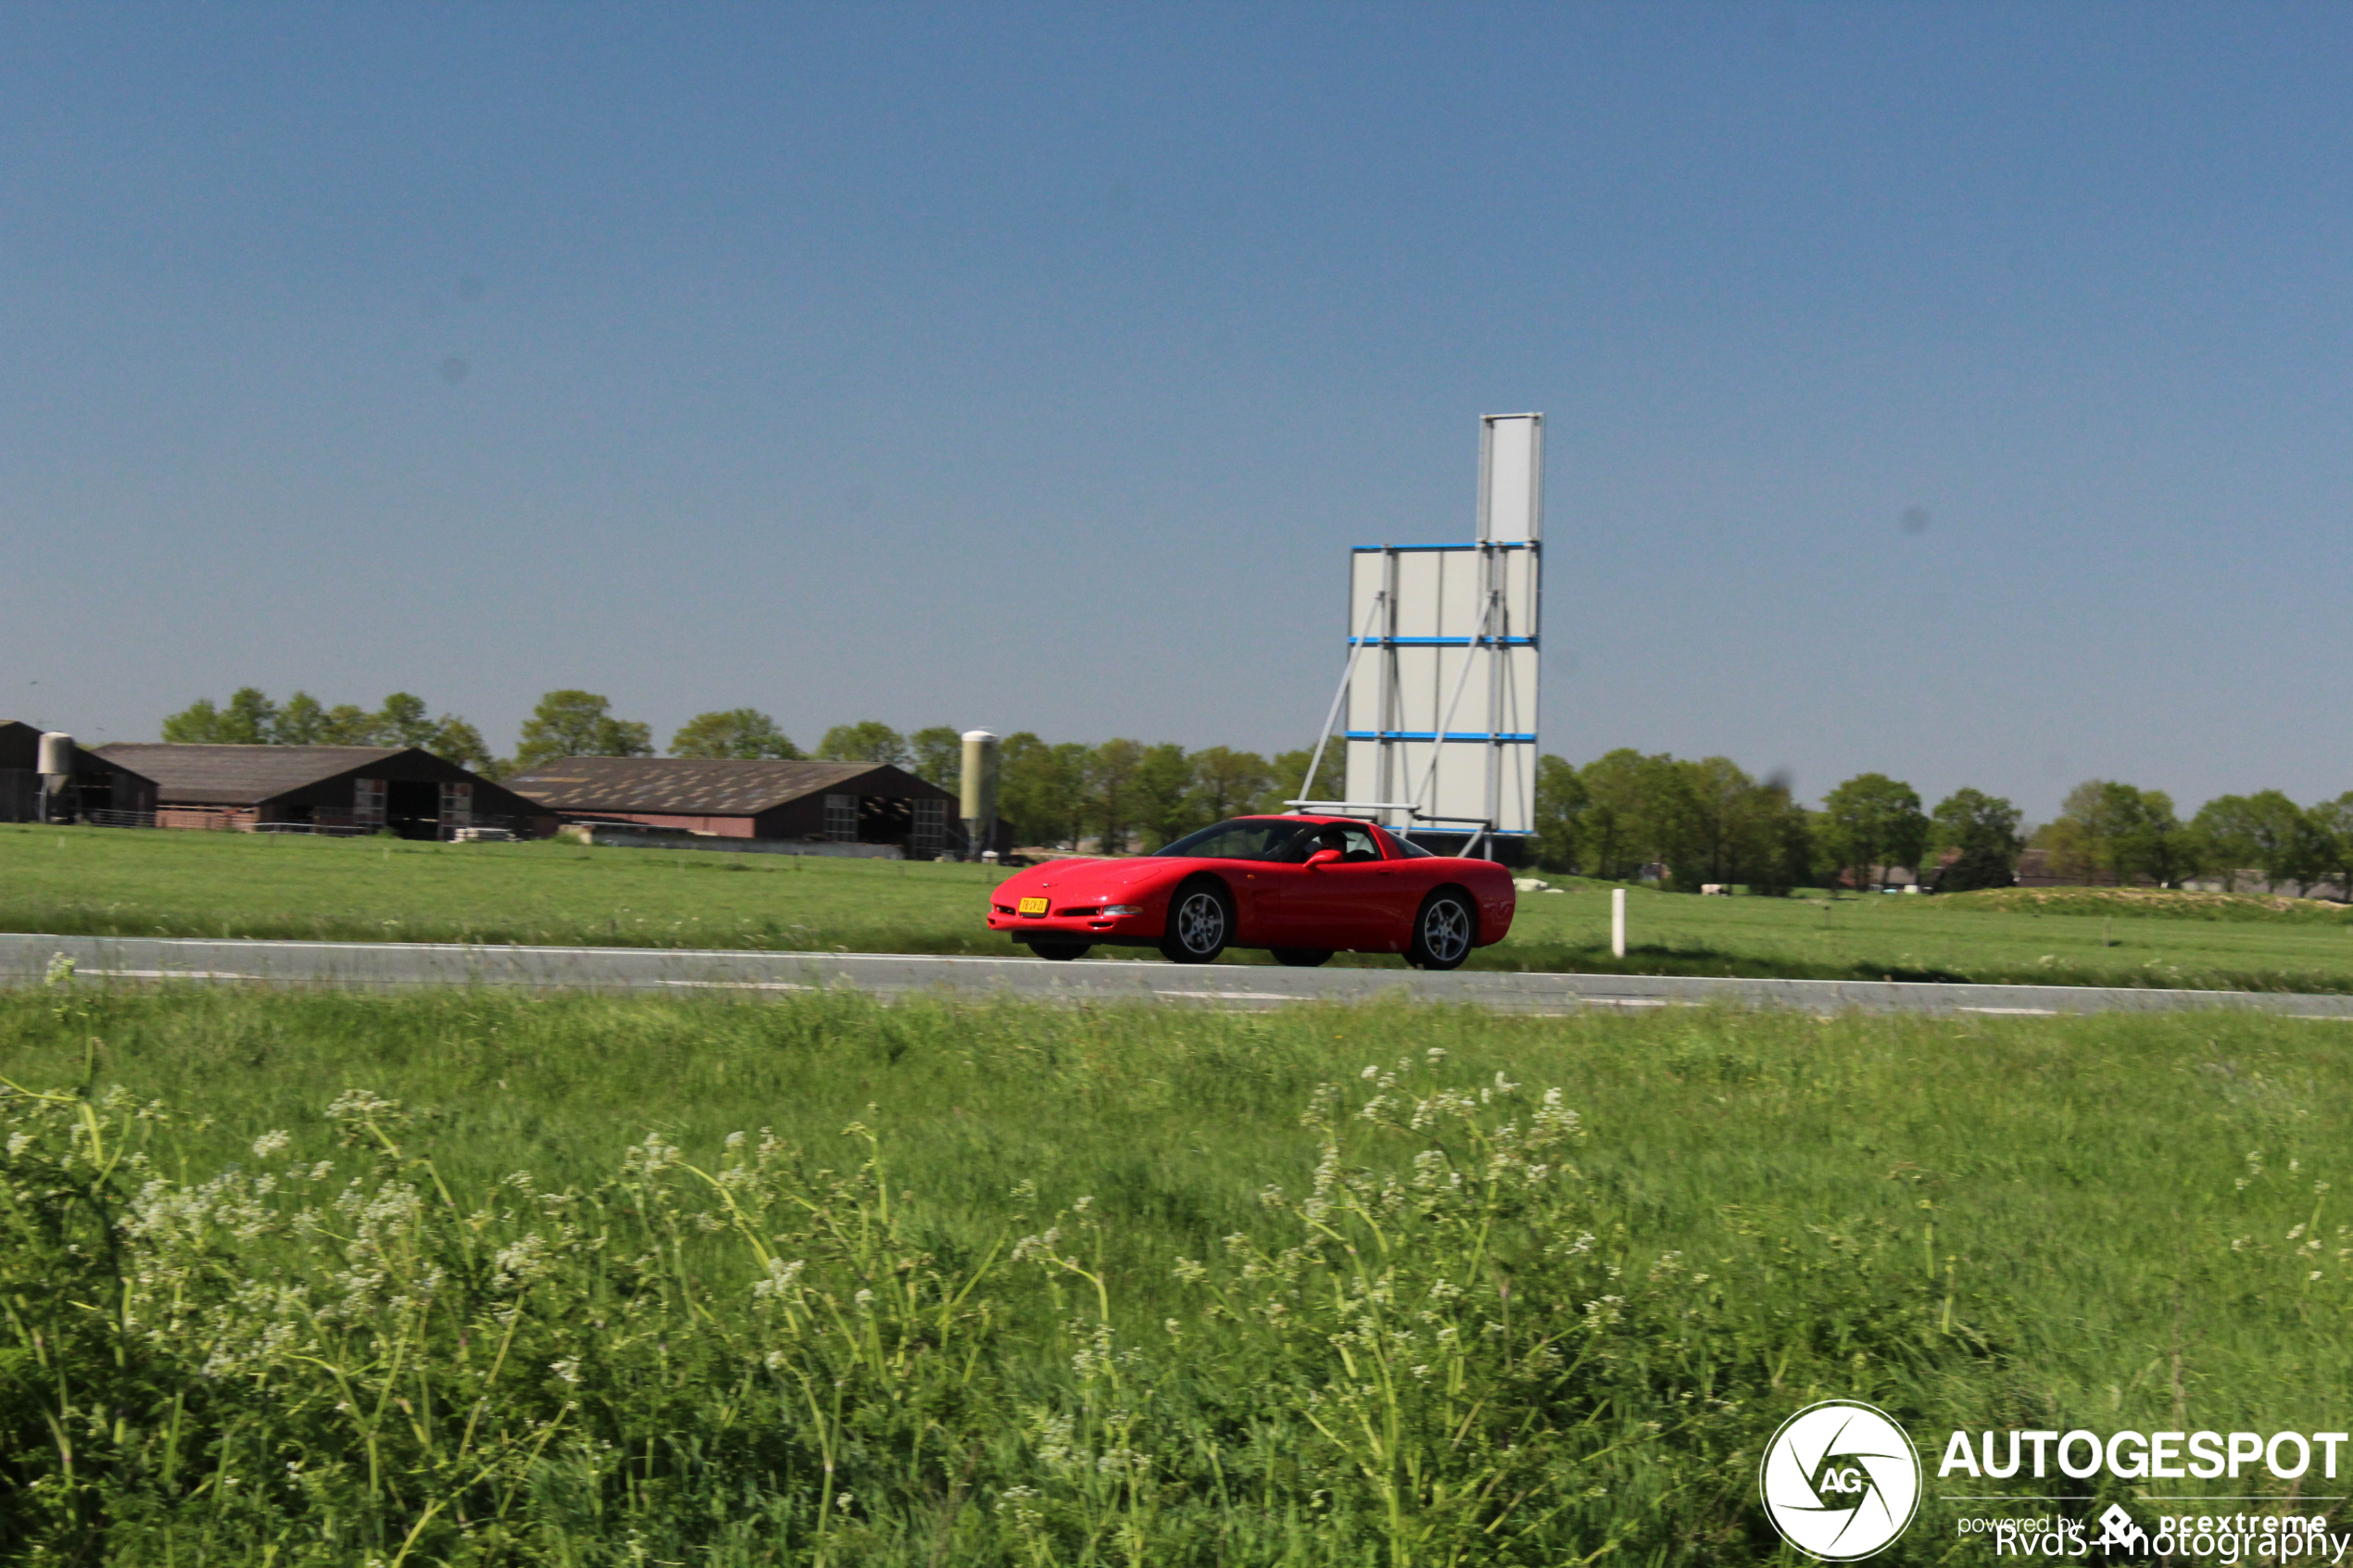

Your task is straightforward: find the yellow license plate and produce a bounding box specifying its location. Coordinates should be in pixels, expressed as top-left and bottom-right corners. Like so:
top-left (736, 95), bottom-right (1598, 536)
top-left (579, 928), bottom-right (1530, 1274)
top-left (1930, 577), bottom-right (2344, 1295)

top-left (1017, 896), bottom-right (1050, 917)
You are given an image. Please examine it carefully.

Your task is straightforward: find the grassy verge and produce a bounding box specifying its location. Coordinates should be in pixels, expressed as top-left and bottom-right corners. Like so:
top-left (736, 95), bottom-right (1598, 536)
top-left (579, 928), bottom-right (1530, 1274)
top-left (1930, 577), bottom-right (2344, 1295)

top-left (4, 985), bottom-right (2347, 1562)
top-left (1939, 886), bottom-right (2353, 922)
top-left (11, 824), bottom-right (2353, 991)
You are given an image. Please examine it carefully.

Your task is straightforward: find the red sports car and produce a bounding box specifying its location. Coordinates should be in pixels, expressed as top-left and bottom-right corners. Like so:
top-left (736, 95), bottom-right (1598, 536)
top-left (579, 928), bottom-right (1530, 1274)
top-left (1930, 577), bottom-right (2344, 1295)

top-left (986, 814), bottom-right (1516, 969)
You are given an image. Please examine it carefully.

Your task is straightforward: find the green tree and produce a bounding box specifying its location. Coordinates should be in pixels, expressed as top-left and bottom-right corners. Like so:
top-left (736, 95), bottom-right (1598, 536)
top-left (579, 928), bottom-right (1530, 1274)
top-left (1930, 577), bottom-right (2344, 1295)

top-left (1188, 746), bottom-right (1273, 822)
top-left (907, 726), bottom-right (963, 789)
top-left (2192, 795), bottom-right (2260, 892)
top-left (817, 721), bottom-right (910, 767)
top-left (671, 709), bottom-right (802, 760)
top-left (319, 705), bottom-right (382, 746)
top-left (1576, 749), bottom-right (1696, 880)
top-left (2189, 791), bottom-right (2324, 894)
top-left (997, 734), bottom-right (1090, 848)
top-left (1751, 784), bottom-right (1819, 895)
top-left (2309, 792), bottom-right (2353, 902)
top-left (515, 691), bottom-right (654, 770)
top-left (1575, 749), bottom-right (1651, 880)
top-left (425, 717), bottom-right (495, 773)
top-left (1088, 738), bottom-right (1145, 853)
top-left (2043, 781), bottom-right (2124, 884)
top-left (1818, 772), bottom-right (1928, 893)
top-left (1927, 787), bottom-right (2024, 892)
top-left (158, 697), bottom-right (224, 743)
top-left (1680, 757), bottom-right (1781, 888)
top-left (1264, 744), bottom-right (1345, 815)
top-left (221, 687), bottom-right (276, 745)
top-left (1132, 744), bottom-right (1198, 849)
top-left (2243, 790), bottom-right (2328, 895)
top-left (1531, 754), bottom-right (1588, 872)
top-left (374, 693), bottom-right (437, 749)
top-left (159, 687), bottom-right (276, 744)
top-left (273, 692), bottom-right (327, 745)
top-left (2105, 785), bottom-right (2196, 887)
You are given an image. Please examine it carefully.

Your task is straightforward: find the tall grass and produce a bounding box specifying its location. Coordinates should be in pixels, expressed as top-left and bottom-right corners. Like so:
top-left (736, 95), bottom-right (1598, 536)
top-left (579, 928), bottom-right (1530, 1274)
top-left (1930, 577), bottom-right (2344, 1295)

top-left (4, 985), bottom-right (2348, 1562)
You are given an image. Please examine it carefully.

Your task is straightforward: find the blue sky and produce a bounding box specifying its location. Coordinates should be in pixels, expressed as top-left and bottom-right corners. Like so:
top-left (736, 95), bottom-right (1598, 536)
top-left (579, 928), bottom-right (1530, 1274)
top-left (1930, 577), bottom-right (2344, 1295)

top-left (5, 4), bottom-right (2348, 819)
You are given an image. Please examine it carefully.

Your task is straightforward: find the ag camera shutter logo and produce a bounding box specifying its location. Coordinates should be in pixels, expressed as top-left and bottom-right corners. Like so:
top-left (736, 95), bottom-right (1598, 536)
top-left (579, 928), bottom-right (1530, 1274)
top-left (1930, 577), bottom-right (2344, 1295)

top-left (1759, 1399), bottom-right (1922, 1561)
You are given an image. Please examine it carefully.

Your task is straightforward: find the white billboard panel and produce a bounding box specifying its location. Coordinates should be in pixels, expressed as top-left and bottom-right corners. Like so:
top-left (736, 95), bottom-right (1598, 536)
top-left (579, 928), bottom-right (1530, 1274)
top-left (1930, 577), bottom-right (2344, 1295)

top-left (1479, 414), bottom-right (1543, 544)
top-left (1338, 543), bottom-right (1540, 840)
top-left (1316, 414), bottom-right (1544, 854)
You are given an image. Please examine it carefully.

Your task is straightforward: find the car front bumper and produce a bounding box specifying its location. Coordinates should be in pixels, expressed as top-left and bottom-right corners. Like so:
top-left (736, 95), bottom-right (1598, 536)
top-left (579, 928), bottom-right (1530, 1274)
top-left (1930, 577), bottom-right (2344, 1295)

top-left (988, 910), bottom-right (1162, 944)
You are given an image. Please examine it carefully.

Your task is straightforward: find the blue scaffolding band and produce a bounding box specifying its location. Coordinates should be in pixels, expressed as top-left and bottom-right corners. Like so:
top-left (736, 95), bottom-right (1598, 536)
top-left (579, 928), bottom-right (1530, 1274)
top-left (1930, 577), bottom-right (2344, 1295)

top-left (1347, 635), bottom-right (1537, 646)
top-left (1407, 829), bottom-right (1532, 837)
top-left (1343, 731), bottom-right (1538, 744)
top-left (1351, 541), bottom-right (1539, 552)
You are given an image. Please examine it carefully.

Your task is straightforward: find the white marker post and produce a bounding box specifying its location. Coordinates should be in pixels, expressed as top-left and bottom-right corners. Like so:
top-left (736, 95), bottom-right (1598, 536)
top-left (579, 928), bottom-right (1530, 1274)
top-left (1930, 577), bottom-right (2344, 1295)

top-left (1611, 887), bottom-right (1627, 959)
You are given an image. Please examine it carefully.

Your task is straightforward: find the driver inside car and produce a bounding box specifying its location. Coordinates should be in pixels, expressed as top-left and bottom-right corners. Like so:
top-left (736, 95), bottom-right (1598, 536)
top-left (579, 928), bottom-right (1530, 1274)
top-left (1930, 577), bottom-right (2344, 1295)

top-left (1299, 822), bottom-right (1381, 863)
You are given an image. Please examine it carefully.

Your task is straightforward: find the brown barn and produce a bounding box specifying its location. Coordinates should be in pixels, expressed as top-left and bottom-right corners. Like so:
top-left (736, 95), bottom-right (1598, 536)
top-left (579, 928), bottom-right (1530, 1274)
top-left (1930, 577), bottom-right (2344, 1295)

top-left (0, 721), bottom-right (157, 823)
top-left (92, 744), bottom-right (540, 839)
top-left (504, 757), bottom-right (963, 857)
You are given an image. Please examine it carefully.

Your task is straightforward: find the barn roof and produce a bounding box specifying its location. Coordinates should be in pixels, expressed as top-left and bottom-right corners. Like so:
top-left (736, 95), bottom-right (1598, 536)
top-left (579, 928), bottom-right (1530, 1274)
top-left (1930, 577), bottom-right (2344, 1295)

top-left (0, 721), bottom-right (156, 780)
top-left (92, 744), bottom-right (414, 805)
top-left (503, 757), bottom-right (951, 815)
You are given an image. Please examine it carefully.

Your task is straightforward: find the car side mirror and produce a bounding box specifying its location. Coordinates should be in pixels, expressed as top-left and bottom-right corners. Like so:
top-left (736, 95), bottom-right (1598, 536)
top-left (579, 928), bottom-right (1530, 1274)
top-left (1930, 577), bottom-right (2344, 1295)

top-left (1305, 848), bottom-right (1342, 869)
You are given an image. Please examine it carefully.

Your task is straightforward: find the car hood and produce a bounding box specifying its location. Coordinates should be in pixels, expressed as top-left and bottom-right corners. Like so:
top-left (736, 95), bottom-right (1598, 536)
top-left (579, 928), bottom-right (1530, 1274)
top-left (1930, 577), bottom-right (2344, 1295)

top-left (993, 859), bottom-right (1189, 900)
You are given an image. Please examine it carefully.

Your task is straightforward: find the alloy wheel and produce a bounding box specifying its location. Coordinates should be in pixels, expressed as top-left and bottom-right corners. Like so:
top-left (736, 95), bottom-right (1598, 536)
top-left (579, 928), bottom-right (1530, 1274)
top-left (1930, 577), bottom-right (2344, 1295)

top-left (1418, 898), bottom-right (1471, 965)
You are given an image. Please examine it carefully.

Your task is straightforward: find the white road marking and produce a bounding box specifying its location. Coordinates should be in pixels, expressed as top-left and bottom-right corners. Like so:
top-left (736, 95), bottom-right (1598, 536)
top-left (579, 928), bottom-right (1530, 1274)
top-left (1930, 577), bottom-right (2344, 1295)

top-left (1957, 1006), bottom-right (2058, 1015)
top-left (78, 968), bottom-right (270, 981)
top-left (1151, 989), bottom-right (1301, 1001)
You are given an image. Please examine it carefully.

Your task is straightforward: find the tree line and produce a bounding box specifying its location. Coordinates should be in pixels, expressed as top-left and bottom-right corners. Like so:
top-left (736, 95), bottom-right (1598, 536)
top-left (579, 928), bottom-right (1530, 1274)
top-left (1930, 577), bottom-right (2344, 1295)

top-left (2031, 780), bottom-right (2353, 896)
top-left (158, 689), bottom-right (2353, 890)
top-left (1534, 752), bottom-right (2353, 896)
top-left (1529, 752), bottom-right (1944, 894)
top-left (161, 690), bottom-right (494, 771)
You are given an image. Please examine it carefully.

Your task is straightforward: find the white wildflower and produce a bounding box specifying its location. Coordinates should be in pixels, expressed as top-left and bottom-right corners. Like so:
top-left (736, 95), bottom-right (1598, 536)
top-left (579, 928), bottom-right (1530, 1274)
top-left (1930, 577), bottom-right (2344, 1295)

top-left (750, 1258), bottom-right (806, 1301)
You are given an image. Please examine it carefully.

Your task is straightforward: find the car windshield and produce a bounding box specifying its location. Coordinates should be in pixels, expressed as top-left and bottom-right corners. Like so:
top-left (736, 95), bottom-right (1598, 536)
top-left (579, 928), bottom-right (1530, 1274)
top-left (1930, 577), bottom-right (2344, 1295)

top-left (1153, 818), bottom-right (1325, 862)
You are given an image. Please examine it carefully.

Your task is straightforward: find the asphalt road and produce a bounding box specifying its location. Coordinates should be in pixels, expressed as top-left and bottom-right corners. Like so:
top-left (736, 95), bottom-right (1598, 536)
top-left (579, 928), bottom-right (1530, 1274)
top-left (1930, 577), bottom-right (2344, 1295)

top-left (6, 932), bottom-right (2353, 1017)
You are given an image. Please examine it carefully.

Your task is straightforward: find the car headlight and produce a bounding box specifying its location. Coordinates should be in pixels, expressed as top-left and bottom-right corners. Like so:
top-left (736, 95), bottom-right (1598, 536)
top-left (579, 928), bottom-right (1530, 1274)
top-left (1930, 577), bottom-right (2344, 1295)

top-left (1101, 904), bottom-right (1143, 916)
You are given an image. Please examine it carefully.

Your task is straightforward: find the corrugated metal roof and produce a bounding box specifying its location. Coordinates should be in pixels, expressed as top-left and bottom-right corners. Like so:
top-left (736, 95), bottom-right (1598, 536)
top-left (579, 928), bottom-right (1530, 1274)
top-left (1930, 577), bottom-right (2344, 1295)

top-left (504, 757), bottom-right (947, 814)
top-left (92, 744), bottom-right (407, 805)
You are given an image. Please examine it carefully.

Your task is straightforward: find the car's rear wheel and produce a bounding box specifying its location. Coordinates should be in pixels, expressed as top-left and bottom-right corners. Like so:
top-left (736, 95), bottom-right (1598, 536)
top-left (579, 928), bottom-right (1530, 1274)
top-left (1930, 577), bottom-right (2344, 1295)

top-left (1158, 882), bottom-right (1231, 964)
top-left (1030, 942), bottom-right (1090, 961)
top-left (1270, 947), bottom-right (1333, 968)
top-left (1405, 890), bottom-right (1476, 971)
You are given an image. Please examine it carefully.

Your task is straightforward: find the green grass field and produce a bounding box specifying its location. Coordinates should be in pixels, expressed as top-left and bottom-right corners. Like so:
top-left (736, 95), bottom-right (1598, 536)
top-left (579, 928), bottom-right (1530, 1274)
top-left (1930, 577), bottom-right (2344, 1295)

top-left (3, 986), bottom-right (2345, 1562)
top-left (9, 822), bottom-right (2353, 991)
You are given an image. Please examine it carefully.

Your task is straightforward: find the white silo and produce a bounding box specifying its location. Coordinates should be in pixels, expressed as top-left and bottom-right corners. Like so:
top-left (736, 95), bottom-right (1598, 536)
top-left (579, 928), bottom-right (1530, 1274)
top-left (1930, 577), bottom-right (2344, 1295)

top-left (37, 732), bottom-right (71, 823)
top-left (960, 730), bottom-right (1000, 861)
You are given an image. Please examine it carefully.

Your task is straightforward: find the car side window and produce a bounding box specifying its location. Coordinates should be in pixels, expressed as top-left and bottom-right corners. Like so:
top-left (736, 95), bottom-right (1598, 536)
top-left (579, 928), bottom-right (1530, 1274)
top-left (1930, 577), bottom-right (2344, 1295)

top-left (1378, 828), bottom-right (1435, 859)
top-left (1336, 825), bottom-right (1381, 862)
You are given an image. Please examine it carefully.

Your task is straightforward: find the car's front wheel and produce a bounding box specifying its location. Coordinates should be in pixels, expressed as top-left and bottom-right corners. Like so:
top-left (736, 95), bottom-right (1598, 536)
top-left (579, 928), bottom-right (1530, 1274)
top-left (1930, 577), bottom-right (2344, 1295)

top-left (1030, 942), bottom-right (1090, 961)
top-left (1405, 891), bottom-right (1476, 971)
top-left (1158, 882), bottom-right (1231, 964)
top-left (1270, 947), bottom-right (1333, 968)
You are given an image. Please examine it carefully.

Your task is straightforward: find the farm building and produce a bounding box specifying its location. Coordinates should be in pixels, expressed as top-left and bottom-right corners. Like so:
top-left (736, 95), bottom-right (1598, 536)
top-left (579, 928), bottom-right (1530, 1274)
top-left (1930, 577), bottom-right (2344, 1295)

top-left (502, 757), bottom-right (973, 857)
top-left (0, 721), bottom-right (157, 823)
top-left (90, 743), bottom-right (542, 839)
